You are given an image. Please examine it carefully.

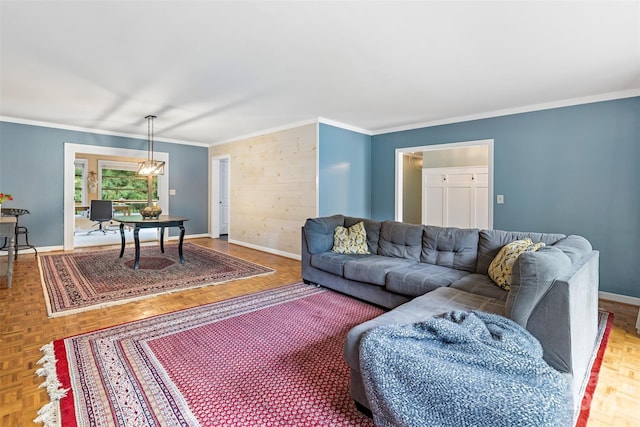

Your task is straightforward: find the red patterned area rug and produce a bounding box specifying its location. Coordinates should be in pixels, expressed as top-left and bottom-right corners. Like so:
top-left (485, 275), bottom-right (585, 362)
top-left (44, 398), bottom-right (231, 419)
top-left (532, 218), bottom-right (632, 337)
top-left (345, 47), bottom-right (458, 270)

top-left (38, 242), bottom-right (274, 317)
top-left (575, 310), bottom-right (614, 427)
top-left (35, 283), bottom-right (383, 427)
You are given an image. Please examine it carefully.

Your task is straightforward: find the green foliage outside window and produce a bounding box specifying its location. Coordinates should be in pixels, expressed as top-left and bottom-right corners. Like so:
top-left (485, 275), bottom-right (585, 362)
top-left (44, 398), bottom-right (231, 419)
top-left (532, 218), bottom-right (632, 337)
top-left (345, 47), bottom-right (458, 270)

top-left (101, 169), bottom-right (157, 214)
top-left (74, 166), bottom-right (83, 203)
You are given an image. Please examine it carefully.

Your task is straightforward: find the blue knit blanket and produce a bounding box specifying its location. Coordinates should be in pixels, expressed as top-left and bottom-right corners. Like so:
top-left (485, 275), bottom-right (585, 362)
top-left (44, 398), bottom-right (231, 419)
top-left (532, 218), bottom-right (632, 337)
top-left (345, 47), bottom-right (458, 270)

top-left (359, 311), bottom-right (573, 427)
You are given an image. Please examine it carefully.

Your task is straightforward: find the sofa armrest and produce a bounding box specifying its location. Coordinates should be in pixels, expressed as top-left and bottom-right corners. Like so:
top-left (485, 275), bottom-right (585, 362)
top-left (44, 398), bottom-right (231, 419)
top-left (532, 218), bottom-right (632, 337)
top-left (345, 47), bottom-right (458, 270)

top-left (524, 250), bottom-right (599, 375)
top-left (507, 247), bottom-right (572, 327)
top-left (301, 226), bottom-right (313, 279)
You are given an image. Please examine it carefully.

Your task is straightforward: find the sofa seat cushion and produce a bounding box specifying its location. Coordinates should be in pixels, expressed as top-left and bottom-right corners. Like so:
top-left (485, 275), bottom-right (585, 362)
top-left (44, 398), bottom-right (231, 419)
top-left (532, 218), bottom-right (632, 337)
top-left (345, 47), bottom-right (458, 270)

top-left (449, 274), bottom-right (509, 301)
top-left (344, 287), bottom-right (506, 370)
top-left (310, 252), bottom-right (374, 276)
top-left (343, 256), bottom-right (416, 286)
top-left (385, 263), bottom-right (471, 297)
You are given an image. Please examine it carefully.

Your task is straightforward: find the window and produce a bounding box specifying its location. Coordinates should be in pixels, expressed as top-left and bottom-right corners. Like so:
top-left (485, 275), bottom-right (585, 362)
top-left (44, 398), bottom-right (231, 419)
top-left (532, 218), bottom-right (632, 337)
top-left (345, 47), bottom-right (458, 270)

top-left (98, 161), bottom-right (157, 214)
top-left (74, 159), bottom-right (88, 205)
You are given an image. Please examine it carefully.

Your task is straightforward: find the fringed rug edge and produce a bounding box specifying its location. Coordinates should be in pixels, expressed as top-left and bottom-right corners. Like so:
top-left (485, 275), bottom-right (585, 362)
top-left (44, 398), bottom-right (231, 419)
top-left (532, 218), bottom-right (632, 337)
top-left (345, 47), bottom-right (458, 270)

top-left (34, 342), bottom-right (67, 427)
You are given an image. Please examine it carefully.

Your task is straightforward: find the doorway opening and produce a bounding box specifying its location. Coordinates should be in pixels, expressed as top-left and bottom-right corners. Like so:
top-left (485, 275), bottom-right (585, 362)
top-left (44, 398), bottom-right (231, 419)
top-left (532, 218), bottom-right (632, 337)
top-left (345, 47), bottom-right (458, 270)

top-left (395, 139), bottom-right (494, 229)
top-left (64, 143), bottom-right (169, 250)
top-left (210, 155), bottom-right (230, 239)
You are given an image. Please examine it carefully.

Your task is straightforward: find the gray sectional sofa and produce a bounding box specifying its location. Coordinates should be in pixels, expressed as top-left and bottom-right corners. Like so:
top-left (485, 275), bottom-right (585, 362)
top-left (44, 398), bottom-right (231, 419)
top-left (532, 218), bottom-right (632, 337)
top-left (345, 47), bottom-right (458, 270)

top-left (301, 215), bottom-right (600, 419)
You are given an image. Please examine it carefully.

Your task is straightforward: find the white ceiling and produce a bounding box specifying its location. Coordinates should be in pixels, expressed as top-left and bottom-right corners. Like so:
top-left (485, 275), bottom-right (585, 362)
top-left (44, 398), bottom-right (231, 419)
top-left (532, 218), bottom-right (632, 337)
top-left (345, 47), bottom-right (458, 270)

top-left (1, 1), bottom-right (639, 146)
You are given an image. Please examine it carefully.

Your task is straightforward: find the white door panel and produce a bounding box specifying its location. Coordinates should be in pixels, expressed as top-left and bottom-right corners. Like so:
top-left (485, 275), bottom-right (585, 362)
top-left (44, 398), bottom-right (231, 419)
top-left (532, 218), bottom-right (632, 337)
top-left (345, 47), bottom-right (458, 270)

top-left (424, 187), bottom-right (444, 226)
top-left (447, 187), bottom-right (472, 228)
top-left (422, 166), bottom-right (489, 228)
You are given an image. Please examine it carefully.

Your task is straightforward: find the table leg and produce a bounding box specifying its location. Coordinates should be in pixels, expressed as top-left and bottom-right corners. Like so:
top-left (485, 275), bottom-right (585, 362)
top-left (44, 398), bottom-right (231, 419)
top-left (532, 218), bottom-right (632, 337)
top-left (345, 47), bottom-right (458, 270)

top-left (160, 226), bottom-right (165, 253)
top-left (178, 224), bottom-right (185, 264)
top-left (118, 223), bottom-right (126, 258)
top-left (13, 219), bottom-right (18, 261)
top-left (7, 237), bottom-right (13, 288)
top-left (134, 226), bottom-right (140, 270)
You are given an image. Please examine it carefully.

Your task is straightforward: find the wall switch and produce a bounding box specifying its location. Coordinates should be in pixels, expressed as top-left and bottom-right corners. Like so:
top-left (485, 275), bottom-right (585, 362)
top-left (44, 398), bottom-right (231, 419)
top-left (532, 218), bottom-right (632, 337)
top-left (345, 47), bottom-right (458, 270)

top-left (497, 194), bottom-right (504, 204)
top-left (169, 189), bottom-right (176, 196)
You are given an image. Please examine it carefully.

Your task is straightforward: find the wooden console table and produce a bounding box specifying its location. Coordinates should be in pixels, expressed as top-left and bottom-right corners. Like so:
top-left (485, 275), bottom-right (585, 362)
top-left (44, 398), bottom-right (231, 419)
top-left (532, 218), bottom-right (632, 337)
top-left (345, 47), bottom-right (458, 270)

top-left (0, 217), bottom-right (16, 288)
top-left (114, 215), bottom-right (188, 270)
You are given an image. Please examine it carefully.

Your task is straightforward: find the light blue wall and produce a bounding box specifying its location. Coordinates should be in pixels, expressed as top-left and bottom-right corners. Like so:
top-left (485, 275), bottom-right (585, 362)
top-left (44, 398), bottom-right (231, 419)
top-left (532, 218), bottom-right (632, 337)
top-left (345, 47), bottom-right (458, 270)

top-left (318, 123), bottom-right (372, 218)
top-left (0, 121), bottom-right (209, 246)
top-left (371, 97), bottom-right (640, 297)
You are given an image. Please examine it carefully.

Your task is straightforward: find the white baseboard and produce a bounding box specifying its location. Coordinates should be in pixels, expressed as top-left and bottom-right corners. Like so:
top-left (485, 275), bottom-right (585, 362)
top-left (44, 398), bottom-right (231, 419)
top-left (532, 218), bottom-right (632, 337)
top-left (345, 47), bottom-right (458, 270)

top-left (11, 234), bottom-right (210, 255)
top-left (166, 233), bottom-right (210, 241)
top-left (13, 245), bottom-right (62, 254)
top-left (227, 238), bottom-right (301, 261)
top-left (599, 291), bottom-right (640, 306)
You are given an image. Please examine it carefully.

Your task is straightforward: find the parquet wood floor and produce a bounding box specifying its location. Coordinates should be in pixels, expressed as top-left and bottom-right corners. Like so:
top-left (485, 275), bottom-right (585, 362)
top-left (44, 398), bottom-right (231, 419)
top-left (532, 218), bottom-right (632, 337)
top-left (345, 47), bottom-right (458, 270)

top-left (1, 237), bottom-right (639, 426)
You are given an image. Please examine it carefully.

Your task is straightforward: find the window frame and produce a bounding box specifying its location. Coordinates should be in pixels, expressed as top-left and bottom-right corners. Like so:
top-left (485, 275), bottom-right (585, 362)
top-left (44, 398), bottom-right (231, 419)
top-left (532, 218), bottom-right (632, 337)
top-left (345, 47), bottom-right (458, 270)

top-left (98, 160), bottom-right (158, 205)
top-left (74, 158), bottom-right (88, 205)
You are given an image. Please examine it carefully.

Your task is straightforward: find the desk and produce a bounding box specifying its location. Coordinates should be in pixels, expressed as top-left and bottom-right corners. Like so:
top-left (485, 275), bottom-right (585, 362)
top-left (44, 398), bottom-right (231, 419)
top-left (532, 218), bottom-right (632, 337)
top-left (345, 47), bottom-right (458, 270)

top-left (74, 205), bottom-right (89, 215)
top-left (114, 215), bottom-right (188, 270)
top-left (113, 204), bottom-right (131, 216)
top-left (0, 217), bottom-right (16, 288)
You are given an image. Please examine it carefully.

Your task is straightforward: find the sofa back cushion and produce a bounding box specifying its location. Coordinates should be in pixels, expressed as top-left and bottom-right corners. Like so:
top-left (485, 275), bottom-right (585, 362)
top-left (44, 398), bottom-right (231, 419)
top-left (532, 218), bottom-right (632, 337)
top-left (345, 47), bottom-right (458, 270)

top-left (345, 217), bottom-right (382, 255)
top-left (551, 235), bottom-right (592, 264)
top-left (377, 221), bottom-right (423, 261)
top-left (303, 215), bottom-right (345, 254)
top-left (476, 229), bottom-right (566, 275)
top-left (421, 226), bottom-right (479, 272)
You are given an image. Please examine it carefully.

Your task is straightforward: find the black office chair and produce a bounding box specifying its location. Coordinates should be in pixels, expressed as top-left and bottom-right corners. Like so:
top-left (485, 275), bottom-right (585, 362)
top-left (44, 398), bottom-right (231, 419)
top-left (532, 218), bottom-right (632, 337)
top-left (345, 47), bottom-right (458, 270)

top-left (87, 200), bottom-right (115, 234)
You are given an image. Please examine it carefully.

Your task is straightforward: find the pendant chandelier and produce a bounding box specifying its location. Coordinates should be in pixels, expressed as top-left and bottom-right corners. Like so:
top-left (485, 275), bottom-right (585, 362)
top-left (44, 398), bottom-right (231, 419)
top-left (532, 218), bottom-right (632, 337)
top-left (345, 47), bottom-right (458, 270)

top-left (137, 115), bottom-right (165, 176)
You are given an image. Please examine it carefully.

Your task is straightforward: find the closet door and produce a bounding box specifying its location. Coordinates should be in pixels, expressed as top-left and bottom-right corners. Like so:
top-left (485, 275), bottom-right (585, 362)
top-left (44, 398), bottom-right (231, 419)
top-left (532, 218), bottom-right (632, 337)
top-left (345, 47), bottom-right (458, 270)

top-left (424, 176), bottom-right (445, 226)
top-left (422, 167), bottom-right (489, 229)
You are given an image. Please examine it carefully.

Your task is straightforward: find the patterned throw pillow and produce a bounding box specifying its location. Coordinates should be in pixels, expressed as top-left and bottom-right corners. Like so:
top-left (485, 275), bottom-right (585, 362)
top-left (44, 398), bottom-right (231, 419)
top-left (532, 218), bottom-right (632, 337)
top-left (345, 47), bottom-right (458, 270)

top-left (488, 239), bottom-right (545, 290)
top-left (331, 221), bottom-right (370, 254)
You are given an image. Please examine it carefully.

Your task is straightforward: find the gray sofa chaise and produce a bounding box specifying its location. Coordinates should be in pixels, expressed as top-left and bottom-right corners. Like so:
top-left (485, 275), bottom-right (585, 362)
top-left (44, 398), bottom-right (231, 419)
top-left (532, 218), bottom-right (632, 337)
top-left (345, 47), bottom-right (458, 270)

top-left (301, 214), bottom-right (600, 419)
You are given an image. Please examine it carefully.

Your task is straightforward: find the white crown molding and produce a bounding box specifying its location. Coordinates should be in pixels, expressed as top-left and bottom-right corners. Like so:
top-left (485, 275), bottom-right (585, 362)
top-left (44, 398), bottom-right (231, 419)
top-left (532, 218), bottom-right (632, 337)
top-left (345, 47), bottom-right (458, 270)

top-left (318, 117), bottom-right (372, 135)
top-left (3, 89), bottom-right (638, 146)
top-left (0, 116), bottom-right (210, 147)
top-left (371, 89), bottom-right (640, 136)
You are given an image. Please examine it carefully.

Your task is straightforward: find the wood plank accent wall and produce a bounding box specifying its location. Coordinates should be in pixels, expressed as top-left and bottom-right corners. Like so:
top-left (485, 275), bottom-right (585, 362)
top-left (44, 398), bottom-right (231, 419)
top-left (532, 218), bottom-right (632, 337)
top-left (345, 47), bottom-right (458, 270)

top-left (209, 124), bottom-right (317, 257)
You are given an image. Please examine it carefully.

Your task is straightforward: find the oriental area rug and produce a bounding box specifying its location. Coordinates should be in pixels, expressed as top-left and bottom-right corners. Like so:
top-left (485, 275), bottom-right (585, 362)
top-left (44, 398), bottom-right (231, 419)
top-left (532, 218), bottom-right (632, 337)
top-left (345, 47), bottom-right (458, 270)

top-left (35, 283), bottom-right (383, 427)
top-left (38, 243), bottom-right (274, 317)
top-left (35, 283), bottom-right (612, 427)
